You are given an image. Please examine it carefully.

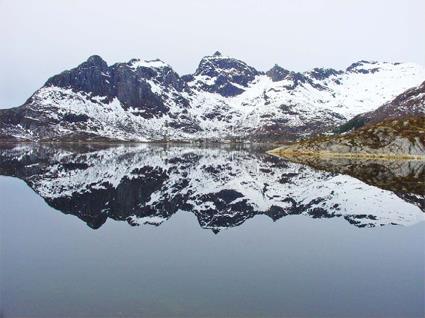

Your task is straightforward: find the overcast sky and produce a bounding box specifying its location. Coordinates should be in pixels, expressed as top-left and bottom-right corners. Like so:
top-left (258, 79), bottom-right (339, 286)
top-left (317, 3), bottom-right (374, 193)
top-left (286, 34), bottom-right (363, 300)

top-left (1, 0), bottom-right (424, 108)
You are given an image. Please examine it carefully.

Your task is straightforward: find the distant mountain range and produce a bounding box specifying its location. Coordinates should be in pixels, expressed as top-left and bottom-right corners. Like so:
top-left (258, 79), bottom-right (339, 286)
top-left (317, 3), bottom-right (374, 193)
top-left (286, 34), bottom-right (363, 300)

top-left (0, 52), bottom-right (424, 142)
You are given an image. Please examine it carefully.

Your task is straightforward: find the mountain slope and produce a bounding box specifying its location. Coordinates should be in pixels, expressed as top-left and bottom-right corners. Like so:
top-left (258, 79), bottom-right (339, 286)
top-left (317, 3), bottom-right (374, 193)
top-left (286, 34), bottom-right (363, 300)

top-left (336, 81), bottom-right (425, 133)
top-left (0, 53), bottom-right (424, 142)
top-left (269, 82), bottom-right (425, 158)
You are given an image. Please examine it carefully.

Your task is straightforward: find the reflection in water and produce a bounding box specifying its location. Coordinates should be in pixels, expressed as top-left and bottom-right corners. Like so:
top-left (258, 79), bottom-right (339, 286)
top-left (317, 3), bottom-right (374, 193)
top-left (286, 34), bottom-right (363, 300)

top-left (0, 143), bottom-right (423, 231)
top-left (273, 155), bottom-right (425, 211)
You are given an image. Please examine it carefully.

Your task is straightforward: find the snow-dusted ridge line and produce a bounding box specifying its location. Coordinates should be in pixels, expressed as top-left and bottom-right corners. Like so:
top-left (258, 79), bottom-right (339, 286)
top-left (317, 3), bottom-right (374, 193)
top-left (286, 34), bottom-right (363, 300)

top-left (0, 53), bottom-right (424, 142)
top-left (129, 58), bottom-right (170, 70)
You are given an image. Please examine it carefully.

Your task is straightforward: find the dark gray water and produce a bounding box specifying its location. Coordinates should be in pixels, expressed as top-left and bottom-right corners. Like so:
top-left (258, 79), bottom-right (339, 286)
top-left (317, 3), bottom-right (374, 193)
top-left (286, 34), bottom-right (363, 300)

top-left (0, 144), bottom-right (424, 318)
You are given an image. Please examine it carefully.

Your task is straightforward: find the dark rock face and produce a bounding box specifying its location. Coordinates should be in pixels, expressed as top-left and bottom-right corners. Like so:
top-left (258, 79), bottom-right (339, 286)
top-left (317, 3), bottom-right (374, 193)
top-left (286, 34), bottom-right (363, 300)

top-left (62, 113), bottom-right (90, 123)
top-left (189, 52), bottom-right (260, 96)
top-left (265, 65), bottom-right (342, 86)
top-left (266, 65), bottom-right (290, 82)
top-left (0, 105), bottom-right (49, 141)
top-left (308, 67), bottom-right (343, 80)
top-left (46, 55), bottom-right (111, 98)
top-left (46, 55), bottom-right (190, 118)
top-left (284, 72), bottom-right (310, 89)
top-left (346, 60), bottom-right (380, 74)
top-left (111, 65), bottom-right (167, 117)
top-left (266, 67), bottom-right (333, 91)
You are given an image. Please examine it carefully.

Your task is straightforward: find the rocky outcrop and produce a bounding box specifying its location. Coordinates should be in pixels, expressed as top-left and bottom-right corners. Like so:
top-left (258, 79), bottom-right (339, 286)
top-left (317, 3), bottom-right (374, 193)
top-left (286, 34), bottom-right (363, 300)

top-left (307, 67), bottom-right (343, 81)
top-left (266, 65), bottom-right (290, 82)
top-left (45, 55), bottom-right (190, 118)
top-left (270, 116), bottom-right (425, 159)
top-left (187, 51), bottom-right (261, 97)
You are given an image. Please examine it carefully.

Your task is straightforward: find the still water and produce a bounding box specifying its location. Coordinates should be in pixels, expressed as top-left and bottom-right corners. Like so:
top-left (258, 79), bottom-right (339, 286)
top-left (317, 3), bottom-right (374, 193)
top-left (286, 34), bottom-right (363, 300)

top-left (0, 143), bottom-right (424, 318)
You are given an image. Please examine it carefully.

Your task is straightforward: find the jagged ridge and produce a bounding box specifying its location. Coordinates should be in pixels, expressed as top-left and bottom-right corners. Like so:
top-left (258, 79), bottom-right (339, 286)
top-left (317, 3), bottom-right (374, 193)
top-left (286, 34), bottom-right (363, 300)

top-left (0, 53), bottom-right (424, 142)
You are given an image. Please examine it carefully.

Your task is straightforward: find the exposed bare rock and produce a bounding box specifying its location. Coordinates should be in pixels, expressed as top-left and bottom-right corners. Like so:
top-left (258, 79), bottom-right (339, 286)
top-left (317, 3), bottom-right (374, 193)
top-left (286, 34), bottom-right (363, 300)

top-left (270, 117), bottom-right (425, 159)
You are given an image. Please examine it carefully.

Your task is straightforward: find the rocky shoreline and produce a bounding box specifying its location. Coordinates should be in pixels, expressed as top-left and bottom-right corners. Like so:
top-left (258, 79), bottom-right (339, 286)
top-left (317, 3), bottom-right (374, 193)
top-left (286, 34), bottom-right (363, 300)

top-left (269, 116), bottom-right (425, 160)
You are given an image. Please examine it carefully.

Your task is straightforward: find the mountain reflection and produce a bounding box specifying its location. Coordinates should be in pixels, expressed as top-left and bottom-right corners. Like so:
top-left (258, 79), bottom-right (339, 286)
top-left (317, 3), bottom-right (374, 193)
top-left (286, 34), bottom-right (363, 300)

top-left (0, 143), bottom-right (423, 231)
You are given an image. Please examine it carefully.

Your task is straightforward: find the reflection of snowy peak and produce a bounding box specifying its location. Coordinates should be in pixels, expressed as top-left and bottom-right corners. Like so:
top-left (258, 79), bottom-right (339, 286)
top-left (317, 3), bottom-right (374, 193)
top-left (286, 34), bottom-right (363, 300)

top-left (0, 54), bottom-right (424, 142)
top-left (0, 144), bottom-right (423, 231)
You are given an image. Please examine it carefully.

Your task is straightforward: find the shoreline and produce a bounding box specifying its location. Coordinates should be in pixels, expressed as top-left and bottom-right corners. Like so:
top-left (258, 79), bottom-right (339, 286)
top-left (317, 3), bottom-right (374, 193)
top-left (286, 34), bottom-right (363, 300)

top-left (267, 149), bottom-right (425, 161)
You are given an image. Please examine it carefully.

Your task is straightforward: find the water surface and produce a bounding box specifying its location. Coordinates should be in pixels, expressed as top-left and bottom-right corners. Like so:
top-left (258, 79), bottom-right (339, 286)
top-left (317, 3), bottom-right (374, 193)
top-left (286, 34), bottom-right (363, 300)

top-left (0, 143), bottom-right (424, 318)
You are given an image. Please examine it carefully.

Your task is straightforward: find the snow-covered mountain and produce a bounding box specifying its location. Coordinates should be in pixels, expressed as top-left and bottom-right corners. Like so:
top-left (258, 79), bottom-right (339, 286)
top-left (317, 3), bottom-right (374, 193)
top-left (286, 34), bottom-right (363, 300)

top-left (0, 144), bottom-right (423, 231)
top-left (336, 80), bottom-right (425, 133)
top-left (1, 53), bottom-right (424, 142)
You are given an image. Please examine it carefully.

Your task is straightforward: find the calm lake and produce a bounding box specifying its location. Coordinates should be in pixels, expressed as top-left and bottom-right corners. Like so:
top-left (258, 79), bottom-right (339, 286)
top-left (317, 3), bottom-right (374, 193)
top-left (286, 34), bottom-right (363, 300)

top-left (0, 143), bottom-right (424, 318)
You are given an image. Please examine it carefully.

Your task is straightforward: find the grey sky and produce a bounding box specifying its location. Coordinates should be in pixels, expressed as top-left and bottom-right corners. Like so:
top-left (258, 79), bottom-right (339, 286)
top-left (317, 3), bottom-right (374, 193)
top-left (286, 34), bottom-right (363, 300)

top-left (1, 0), bottom-right (424, 108)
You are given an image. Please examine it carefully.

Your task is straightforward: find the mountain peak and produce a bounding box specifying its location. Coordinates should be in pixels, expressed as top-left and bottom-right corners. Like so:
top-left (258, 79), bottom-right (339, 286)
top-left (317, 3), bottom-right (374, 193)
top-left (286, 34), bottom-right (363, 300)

top-left (266, 64), bottom-right (290, 82)
top-left (346, 60), bottom-right (381, 74)
top-left (213, 51), bottom-right (222, 57)
top-left (192, 52), bottom-right (260, 97)
top-left (86, 55), bottom-right (108, 68)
